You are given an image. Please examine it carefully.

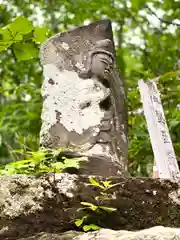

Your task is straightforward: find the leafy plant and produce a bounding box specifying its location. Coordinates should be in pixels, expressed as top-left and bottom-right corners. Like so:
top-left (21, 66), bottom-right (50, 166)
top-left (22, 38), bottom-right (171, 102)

top-left (87, 176), bottom-right (113, 189)
top-left (0, 147), bottom-right (86, 175)
top-left (75, 177), bottom-right (117, 232)
top-left (0, 16), bottom-right (49, 60)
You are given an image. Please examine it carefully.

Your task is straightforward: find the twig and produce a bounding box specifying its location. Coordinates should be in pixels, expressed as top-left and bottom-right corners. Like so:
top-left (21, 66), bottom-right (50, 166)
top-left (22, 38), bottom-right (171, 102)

top-left (146, 5), bottom-right (180, 27)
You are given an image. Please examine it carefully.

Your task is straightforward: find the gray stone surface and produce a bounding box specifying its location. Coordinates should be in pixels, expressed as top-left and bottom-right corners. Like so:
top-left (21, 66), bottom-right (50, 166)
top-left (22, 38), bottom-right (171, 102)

top-left (18, 227), bottom-right (180, 240)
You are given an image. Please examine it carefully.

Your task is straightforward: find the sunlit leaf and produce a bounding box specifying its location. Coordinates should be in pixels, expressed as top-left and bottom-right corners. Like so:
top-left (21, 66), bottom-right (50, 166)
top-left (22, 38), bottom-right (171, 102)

top-left (51, 162), bottom-right (65, 169)
top-left (13, 42), bottom-right (38, 60)
top-left (33, 27), bottom-right (49, 43)
top-left (88, 176), bottom-right (104, 189)
top-left (99, 206), bottom-right (117, 212)
top-left (75, 218), bottom-right (84, 227)
top-left (83, 224), bottom-right (100, 231)
top-left (102, 180), bottom-right (112, 188)
top-left (8, 16), bottom-right (34, 35)
top-left (0, 27), bottom-right (13, 51)
top-left (80, 202), bottom-right (98, 211)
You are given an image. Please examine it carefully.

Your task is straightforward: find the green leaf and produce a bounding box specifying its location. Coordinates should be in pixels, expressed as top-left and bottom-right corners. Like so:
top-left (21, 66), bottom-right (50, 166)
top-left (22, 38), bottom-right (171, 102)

top-left (0, 27), bottom-right (12, 40)
top-left (63, 157), bottom-right (85, 169)
top-left (0, 28), bottom-right (13, 51)
top-left (75, 215), bottom-right (89, 227)
top-left (0, 26), bottom-right (23, 43)
top-left (13, 42), bottom-right (38, 60)
top-left (0, 43), bottom-right (10, 52)
top-left (80, 202), bottom-right (98, 211)
top-left (6, 159), bottom-right (31, 167)
top-left (51, 162), bottom-right (65, 169)
top-left (33, 27), bottom-right (49, 43)
top-left (8, 16), bottom-right (34, 35)
top-left (88, 176), bottom-right (105, 189)
top-left (80, 202), bottom-right (95, 207)
top-left (99, 206), bottom-right (117, 212)
top-left (169, 120), bottom-right (180, 129)
top-left (0, 134), bottom-right (2, 147)
top-left (159, 71), bottom-right (180, 82)
top-left (13, 33), bottom-right (23, 42)
top-left (75, 218), bottom-right (84, 227)
top-left (31, 150), bottom-right (46, 161)
top-left (83, 224), bottom-right (100, 231)
top-left (63, 158), bottom-right (79, 167)
top-left (90, 224), bottom-right (101, 230)
top-left (83, 225), bottom-right (91, 232)
top-left (131, 0), bottom-right (146, 10)
top-left (102, 180), bottom-right (112, 188)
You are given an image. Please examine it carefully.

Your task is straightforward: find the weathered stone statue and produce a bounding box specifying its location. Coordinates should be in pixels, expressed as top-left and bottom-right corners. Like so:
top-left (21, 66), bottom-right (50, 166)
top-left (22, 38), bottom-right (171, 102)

top-left (40, 19), bottom-right (128, 177)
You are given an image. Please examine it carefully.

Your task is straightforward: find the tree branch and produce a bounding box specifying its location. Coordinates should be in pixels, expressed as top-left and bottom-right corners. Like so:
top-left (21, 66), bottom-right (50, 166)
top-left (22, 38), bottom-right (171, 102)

top-left (146, 5), bottom-right (180, 27)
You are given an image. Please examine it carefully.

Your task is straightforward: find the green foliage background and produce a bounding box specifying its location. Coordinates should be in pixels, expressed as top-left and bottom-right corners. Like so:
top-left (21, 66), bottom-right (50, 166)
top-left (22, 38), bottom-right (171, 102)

top-left (0, 0), bottom-right (179, 176)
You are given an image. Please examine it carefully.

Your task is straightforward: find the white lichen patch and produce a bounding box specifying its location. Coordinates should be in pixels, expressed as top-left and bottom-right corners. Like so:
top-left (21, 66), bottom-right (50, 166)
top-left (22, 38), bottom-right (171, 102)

top-left (121, 132), bottom-right (127, 143)
top-left (0, 175), bottom-right (55, 218)
top-left (61, 42), bottom-right (70, 50)
top-left (169, 188), bottom-right (180, 205)
top-left (54, 173), bottom-right (78, 198)
top-left (84, 143), bottom-right (111, 158)
top-left (75, 61), bottom-right (85, 71)
top-left (41, 64), bottom-right (105, 135)
top-left (153, 190), bottom-right (157, 195)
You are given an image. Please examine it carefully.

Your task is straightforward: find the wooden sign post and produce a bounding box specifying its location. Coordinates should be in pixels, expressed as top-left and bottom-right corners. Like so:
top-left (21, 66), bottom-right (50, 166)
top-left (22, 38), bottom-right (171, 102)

top-left (138, 80), bottom-right (180, 181)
